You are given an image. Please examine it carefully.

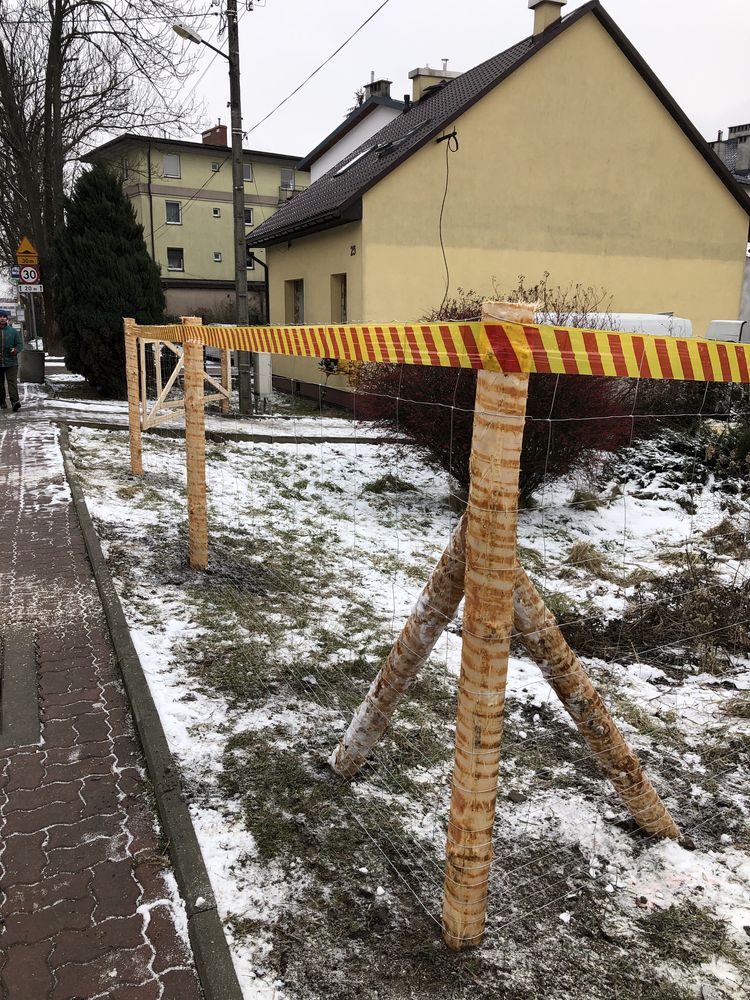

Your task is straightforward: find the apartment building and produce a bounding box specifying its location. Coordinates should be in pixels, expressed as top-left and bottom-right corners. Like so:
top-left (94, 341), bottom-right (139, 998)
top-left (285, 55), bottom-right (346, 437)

top-left (86, 124), bottom-right (308, 318)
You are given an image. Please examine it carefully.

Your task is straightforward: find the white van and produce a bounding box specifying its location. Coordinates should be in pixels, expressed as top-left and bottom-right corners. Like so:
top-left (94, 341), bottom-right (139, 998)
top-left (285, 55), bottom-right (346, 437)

top-left (704, 320), bottom-right (748, 343)
top-left (537, 312), bottom-right (693, 339)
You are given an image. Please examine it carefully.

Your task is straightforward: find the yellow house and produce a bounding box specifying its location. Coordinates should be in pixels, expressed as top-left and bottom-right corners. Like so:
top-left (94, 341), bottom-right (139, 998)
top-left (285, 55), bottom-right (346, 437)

top-left (251, 0), bottom-right (750, 402)
top-left (85, 124), bottom-right (308, 318)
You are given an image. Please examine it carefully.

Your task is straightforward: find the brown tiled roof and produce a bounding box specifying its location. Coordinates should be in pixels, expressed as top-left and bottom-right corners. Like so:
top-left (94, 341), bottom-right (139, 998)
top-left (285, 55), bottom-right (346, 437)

top-left (252, 0), bottom-right (750, 247)
top-left (251, 32), bottom-right (537, 245)
top-left (296, 94), bottom-right (406, 172)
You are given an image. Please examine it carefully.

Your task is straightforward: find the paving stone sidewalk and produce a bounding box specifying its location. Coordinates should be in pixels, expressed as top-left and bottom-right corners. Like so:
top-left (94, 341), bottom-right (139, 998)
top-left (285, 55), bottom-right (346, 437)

top-left (0, 417), bottom-right (203, 999)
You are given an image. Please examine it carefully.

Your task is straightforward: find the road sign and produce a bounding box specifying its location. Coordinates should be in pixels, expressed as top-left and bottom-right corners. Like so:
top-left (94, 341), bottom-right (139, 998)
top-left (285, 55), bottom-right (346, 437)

top-left (20, 265), bottom-right (40, 285)
top-left (16, 237), bottom-right (38, 266)
top-left (21, 284), bottom-right (43, 294)
top-left (10, 265), bottom-right (20, 279)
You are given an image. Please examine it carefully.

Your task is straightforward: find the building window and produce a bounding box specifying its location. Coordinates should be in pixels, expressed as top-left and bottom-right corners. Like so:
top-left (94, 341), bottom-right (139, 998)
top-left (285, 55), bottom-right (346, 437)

top-left (213, 252), bottom-right (222, 263)
top-left (285, 279), bottom-right (304, 323)
top-left (246, 251), bottom-right (255, 270)
top-left (122, 158), bottom-right (129, 180)
top-left (244, 207), bottom-right (254, 226)
top-left (167, 247), bottom-right (184, 271)
top-left (280, 167), bottom-right (295, 190)
top-left (212, 207), bottom-right (221, 218)
top-left (211, 161), bottom-right (220, 172)
top-left (163, 153), bottom-right (181, 178)
top-left (243, 162), bottom-right (253, 183)
top-left (331, 274), bottom-right (347, 323)
top-left (165, 200), bottom-right (182, 225)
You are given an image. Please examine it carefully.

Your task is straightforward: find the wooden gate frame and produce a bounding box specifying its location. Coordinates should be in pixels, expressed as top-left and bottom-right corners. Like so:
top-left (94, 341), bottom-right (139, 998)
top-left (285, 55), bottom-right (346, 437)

top-left (138, 333), bottom-right (230, 433)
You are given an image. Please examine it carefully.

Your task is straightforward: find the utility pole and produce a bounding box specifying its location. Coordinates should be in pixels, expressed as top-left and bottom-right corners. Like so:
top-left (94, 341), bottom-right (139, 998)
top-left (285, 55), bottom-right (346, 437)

top-left (226, 0), bottom-right (253, 414)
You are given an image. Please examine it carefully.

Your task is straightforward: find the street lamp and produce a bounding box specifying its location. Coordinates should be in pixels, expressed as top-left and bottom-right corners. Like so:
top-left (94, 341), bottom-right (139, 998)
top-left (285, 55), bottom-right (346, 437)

top-left (172, 6), bottom-right (257, 415)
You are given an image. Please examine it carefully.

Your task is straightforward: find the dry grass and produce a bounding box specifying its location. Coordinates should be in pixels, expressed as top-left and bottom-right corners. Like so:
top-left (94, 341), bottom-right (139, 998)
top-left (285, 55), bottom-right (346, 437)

top-left (563, 540), bottom-right (611, 579)
top-left (570, 487), bottom-right (603, 511)
top-left (703, 517), bottom-right (750, 558)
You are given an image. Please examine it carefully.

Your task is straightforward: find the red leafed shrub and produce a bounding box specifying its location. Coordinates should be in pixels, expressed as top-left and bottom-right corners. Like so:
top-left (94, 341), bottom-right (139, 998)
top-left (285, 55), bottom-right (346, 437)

top-left (351, 279), bottom-right (704, 500)
top-left (355, 366), bottom-right (636, 500)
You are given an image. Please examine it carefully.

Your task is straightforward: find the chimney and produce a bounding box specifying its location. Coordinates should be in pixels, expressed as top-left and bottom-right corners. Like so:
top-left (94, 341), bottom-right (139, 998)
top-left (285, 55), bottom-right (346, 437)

top-left (718, 129), bottom-right (724, 142)
top-left (364, 71), bottom-right (392, 100)
top-left (408, 60), bottom-right (461, 102)
top-left (201, 121), bottom-right (228, 146)
top-left (529, 0), bottom-right (567, 36)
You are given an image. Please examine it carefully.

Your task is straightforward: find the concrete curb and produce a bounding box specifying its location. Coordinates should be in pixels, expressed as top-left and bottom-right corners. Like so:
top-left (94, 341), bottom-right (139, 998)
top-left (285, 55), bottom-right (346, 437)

top-left (59, 423), bottom-right (243, 1000)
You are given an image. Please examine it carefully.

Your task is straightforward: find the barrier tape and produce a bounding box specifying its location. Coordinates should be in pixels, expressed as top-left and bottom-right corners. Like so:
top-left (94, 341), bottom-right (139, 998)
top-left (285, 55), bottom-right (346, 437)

top-left (132, 321), bottom-right (750, 384)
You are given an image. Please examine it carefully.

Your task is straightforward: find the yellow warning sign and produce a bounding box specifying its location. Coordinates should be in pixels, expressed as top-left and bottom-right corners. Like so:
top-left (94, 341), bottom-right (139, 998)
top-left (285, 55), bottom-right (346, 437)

top-left (16, 237), bottom-right (38, 266)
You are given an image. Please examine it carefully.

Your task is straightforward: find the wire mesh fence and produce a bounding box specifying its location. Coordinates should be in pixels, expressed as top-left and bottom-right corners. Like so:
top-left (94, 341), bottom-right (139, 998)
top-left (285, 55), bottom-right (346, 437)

top-left (76, 315), bottom-right (750, 997)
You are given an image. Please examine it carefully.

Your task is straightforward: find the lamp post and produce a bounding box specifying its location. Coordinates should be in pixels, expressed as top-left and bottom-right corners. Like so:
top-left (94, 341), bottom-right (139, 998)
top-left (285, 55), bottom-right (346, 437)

top-left (173, 4), bottom-right (254, 414)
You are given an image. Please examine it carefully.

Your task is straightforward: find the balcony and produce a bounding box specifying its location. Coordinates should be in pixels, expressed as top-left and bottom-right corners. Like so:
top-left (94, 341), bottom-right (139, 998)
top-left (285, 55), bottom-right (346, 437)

top-left (278, 185), bottom-right (307, 204)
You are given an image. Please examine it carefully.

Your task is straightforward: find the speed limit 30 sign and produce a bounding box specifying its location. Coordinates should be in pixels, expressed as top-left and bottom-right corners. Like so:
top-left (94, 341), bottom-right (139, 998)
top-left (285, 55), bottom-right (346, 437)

top-left (20, 265), bottom-right (40, 284)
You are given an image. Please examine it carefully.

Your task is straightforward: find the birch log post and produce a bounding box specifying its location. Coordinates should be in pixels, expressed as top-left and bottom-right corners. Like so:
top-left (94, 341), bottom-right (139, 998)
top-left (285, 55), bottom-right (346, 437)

top-left (183, 339), bottom-right (209, 570)
top-left (512, 563), bottom-right (679, 838)
top-left (124, 318), bottom-right (143, 476)
top-left (331, 511), bottom-right (679, 838)
top-left (331, 514), bottom-right (468, 777)
top-left (442, 301), bottom-right (532, 950)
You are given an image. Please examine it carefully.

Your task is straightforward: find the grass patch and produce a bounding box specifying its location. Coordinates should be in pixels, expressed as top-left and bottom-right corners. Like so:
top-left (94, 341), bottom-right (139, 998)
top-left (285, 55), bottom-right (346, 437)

top-left (363, 474), bottom-right (416, 495)
top-left (703, 516), bottom-right (750, 558)
top-left (563, 540), bottom-right (611, 579)
top-left (639, 901), bottom-right (734, 966)
top-left (570, 487), bottom-right (602, 511)
top-left (724, 696), bottom-right (750, 719)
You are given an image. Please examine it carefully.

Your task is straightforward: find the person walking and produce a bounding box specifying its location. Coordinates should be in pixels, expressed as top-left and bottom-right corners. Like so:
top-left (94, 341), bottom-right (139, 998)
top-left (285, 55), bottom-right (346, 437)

top-left (0, 309), bottom-right (24, 412)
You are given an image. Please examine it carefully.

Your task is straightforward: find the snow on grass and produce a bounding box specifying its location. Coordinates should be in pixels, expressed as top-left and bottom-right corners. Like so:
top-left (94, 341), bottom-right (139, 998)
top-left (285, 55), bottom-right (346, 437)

top-left (67, 418), bottom-right (750, 1000)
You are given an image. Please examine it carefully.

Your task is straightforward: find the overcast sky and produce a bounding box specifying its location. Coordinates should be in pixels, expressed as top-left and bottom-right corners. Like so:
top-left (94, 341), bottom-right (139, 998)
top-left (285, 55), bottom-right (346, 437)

top-left (174, 0), bottom-right (750, 158)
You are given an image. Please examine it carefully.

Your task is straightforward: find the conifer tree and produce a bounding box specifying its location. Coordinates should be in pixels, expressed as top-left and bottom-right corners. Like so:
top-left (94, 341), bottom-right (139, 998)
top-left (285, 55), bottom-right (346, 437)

top-left (55, 164), bottom-right (164, 397)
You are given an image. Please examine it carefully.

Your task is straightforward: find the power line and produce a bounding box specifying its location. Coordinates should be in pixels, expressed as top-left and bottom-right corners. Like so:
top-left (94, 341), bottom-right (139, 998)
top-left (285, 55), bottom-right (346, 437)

top-left (245, 0), bottom-right (392, 136)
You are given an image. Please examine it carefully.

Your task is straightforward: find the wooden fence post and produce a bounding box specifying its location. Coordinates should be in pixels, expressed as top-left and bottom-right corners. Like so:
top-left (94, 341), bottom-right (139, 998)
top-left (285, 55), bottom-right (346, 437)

top-left (331, 508), bottom-right (680, 839)
top-left (183, 339), bottom-right (208, 570)
top-left (442, 301), bottom-right (532, 950)
top-left (221, 350), bottom-right (232, 414)
top-left (331, 515), bottom-right (468, 777)
top-left (512, 563), bottom-right (680, 838)
top-left (124, 318), bottom-right (143, 476)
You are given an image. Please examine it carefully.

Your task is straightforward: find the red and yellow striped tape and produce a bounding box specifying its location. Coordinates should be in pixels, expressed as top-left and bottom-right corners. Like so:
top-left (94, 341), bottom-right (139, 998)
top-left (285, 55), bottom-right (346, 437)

top-left (133, 321), bottom-right (750, 384)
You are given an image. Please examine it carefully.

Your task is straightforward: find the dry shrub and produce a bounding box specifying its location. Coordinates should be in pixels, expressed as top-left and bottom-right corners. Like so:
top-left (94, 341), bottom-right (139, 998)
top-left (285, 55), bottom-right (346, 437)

top-left (620, 557), bottom-right (750, 669)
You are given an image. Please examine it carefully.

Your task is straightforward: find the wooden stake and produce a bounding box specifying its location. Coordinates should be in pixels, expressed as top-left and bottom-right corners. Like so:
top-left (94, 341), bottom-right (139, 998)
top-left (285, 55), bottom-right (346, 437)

top-left (442, 301), bottom-right (532, 950)
top-left (221, 350), bottom-right (232, 414)
top-left (332, 509), bottom-right (679, 839)
top-left (124, 318), bottom-right (143, 476)
top-left (183, 339), bottom-right (208, 570)
top-left (331, 514), bottom-right (468, 777)
top-left (512, 563), bottom-right (680, 839)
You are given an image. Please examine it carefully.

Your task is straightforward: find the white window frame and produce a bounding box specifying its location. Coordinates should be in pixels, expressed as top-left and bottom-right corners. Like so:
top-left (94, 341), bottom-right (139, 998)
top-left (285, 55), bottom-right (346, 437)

top-left (166, 247), bottom-right (184, 272)
top-left (280, 167), bottom-right (295, 190)
top-left (212, 207), bottom-right (221, 218)
top-left (213, 251), bottom-right (222, 263)
top-left (211, 161), bottom-right (220, 172)
top-left (243, 162), bottom-right (253, 183)
top-left (244, 207), bottom-right (254, 227)
top-left (165, 200), bottom-right (182, 225)
top-left (163, 153), bottom-right (181, 178)
top-left (246, 252), bottom-right (255, 270)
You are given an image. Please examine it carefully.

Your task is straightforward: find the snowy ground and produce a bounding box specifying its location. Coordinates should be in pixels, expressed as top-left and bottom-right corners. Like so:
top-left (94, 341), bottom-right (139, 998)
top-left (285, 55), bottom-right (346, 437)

top-left (56, 378), bottom-right (750, 1000)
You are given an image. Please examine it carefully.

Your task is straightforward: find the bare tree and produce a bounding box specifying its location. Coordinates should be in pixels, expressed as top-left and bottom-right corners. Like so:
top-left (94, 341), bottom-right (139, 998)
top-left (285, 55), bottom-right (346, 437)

top-left (0, 0), bottom-right (207, 345)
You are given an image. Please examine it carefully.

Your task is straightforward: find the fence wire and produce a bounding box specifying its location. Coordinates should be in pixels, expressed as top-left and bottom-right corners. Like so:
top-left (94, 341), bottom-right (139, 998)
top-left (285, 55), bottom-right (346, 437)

top-left (83, 340), bottom-right (750, 999)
